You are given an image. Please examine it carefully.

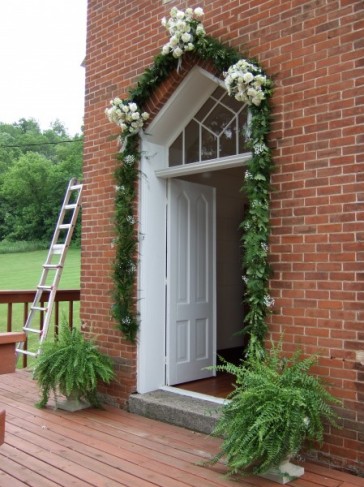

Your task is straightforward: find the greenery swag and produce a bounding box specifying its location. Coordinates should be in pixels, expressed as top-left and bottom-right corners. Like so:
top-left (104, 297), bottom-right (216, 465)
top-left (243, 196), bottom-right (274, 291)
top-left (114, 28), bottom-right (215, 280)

top-left (106, 7), bottom-right (273, 354)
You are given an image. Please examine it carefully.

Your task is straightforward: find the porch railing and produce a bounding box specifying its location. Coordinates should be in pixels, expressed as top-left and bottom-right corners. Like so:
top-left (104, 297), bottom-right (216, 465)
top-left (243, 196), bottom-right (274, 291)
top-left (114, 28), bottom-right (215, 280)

top-left (0, 289), bottom-right (80, 367)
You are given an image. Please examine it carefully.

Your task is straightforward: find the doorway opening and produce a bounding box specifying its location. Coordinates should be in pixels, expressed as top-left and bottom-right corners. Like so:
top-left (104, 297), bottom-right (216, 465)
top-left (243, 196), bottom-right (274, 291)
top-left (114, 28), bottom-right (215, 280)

top-left (137, 66), bottom-right (251, 396)
top-left (168, 165), bottom-right (247, 397)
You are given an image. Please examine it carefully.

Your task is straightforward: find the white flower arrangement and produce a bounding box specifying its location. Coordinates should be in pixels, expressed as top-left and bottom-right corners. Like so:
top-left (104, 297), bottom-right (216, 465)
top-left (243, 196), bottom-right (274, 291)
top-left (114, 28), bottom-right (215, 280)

top-left (263, 294), bottom-right (275, 309)
top-left (105, 98), bottom-right (149, 135)
top-left (161, 7), bottom-right (205, 58)
top-left (224, 59), bottom-right (271, 106)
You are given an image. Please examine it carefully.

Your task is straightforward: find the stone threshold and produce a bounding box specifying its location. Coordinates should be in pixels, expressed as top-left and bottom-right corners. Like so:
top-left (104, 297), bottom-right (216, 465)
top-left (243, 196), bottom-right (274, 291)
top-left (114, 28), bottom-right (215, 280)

top-left (128, 387), bottom-right (227, 435)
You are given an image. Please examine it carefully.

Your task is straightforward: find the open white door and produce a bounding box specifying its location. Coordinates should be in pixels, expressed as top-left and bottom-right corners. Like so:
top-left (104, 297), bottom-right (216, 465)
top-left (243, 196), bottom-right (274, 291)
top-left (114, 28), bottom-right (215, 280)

top-left (167, 179), bottom-right (216, 385)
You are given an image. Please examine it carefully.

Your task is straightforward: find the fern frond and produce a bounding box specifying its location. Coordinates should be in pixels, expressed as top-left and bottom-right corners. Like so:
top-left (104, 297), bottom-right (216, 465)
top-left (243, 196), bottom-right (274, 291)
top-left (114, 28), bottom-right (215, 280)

top-left (33, 322), bottom-right (115, 408)
top-left (209, 339), bottom-right (342, 476)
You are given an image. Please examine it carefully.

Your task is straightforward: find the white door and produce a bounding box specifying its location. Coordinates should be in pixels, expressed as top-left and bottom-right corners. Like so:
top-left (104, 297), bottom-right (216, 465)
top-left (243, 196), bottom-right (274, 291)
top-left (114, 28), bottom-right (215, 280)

top-left (167, 179), bottom-right (216, 385)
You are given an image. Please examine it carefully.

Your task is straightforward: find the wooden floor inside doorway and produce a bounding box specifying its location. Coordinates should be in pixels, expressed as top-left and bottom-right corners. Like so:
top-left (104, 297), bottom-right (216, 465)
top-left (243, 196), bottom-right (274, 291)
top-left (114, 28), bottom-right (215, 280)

top-left (176, 373), bottom-right (235, 398)
top-left (176, 347), bottom-right (243, 398)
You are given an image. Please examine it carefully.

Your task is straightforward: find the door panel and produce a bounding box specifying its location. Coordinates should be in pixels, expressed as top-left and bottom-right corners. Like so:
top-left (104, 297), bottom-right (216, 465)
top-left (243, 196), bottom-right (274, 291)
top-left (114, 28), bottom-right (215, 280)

top-left (167, 179), bottom-right (216, 385)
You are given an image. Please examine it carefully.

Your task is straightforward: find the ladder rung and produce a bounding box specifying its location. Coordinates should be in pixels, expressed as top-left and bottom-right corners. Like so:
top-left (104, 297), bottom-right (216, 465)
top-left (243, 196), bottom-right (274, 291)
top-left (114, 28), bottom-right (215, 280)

top-left (23, 327), bottom-right (42, 334)
top-left (59, 224), bottom-right (71, 230)
top-left (16, 349), bottom-right (38, 357)
top-left (43, 264), bottom-right (62, 269)
top-left (52, 244), bottom-right (65, 254)
top-left (31, 306), bottom-right (48, 312)
top-left (38, 285), bottom-right (52, 291)
top-left (65, 203), bottom-right (77, 210)
top-left (70, 184), bottom-right (82, 191)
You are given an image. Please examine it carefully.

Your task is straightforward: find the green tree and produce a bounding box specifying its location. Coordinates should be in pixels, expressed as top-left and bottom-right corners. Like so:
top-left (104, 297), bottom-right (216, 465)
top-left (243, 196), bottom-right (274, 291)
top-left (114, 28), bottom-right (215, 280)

top-left (0, 118), bottom-right (83, 242)
top-left (0, 153), bottom-right (77, 241)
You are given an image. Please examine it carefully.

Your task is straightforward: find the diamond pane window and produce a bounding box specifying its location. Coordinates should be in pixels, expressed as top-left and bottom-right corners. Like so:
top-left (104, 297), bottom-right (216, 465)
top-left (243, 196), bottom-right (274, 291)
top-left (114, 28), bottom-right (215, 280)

top-left (185, 120), bottom-right (199, 164)
top-left (168, 88), bottom-right (248, 166)
top-left (201, 127), bottom-right (217, 161)
top-left (169, 133), bottom-right (183, 167)
top-left (219, 119), bottom-right (236, 158)
top-left (204, 104), bottom-right (233, 136)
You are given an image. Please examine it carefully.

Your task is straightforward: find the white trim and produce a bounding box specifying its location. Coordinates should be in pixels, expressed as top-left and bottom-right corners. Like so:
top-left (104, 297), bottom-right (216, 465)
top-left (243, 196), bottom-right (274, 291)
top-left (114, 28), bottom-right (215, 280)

top-left (156, 153), bottom-right (251, 178)
top-left (137, 64), bottom-right (248, 395)
top-left (160, 386), bottom-right (229, 405)
top-left (142, 66), bottom-right (222, 147)
top-left (137, 141), bottom-right (167, 394)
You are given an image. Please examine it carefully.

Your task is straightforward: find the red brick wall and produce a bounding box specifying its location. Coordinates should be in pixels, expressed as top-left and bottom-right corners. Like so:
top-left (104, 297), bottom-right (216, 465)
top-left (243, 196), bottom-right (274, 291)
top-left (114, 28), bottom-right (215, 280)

top-left (83, 0), bottom-right (363, 472)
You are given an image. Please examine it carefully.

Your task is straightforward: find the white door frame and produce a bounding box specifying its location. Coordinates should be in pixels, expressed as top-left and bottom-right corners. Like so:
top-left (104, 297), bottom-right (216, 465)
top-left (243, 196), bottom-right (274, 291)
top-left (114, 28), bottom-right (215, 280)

top-left (137, 140), bottom-right (249, 393)
top-left (136, 66), bottom-right (251, 394)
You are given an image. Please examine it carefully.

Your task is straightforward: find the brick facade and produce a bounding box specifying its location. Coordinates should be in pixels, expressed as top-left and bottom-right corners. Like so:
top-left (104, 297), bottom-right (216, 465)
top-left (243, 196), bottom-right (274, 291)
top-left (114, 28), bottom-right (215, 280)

top-left (83, 0), bottom-right (364, 473)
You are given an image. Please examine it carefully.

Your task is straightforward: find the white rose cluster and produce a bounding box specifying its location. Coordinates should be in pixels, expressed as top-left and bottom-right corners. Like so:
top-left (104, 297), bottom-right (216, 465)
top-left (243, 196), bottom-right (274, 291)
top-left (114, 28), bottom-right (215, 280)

top-left (224, 59), bottom-right (270, 106)
top-left (105, 98), bottom-right (149, 135)
top-left (161, 7), bottom-right (205, 59)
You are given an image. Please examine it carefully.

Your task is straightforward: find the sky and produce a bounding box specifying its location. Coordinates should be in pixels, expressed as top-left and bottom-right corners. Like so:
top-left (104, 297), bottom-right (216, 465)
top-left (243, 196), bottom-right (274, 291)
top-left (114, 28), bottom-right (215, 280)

top-left (0, 0), bottom-right (87, 136)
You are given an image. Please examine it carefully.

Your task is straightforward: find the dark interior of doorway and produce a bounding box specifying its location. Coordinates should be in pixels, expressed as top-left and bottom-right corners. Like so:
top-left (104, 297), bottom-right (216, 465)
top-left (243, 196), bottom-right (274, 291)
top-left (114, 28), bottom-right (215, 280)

top-left (175, 346), bottom-right (244, 398)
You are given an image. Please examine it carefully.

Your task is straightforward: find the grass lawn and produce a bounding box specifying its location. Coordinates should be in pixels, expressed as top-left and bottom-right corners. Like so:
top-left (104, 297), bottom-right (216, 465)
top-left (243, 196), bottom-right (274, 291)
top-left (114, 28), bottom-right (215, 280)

top-left (0, 248), bottom-right (80, 290)
top-left (0, 249), bottom-right (81, 353)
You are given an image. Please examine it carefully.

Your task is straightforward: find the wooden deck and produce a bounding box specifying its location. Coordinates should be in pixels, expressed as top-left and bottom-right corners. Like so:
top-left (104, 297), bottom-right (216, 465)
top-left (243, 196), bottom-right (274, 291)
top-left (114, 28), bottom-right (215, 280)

top-left (0, 370), bottom-right (362, 487)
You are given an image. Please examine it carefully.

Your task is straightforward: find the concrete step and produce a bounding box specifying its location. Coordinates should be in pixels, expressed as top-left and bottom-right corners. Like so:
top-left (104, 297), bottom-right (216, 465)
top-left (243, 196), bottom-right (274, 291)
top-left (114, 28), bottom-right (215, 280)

top-left (128, 389), bottom-right (226, 435)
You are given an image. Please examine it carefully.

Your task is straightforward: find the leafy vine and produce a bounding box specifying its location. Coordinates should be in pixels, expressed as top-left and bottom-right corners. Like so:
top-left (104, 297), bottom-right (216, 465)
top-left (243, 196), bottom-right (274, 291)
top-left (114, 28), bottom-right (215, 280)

top-left (107, 7), bottom-right (273, 356)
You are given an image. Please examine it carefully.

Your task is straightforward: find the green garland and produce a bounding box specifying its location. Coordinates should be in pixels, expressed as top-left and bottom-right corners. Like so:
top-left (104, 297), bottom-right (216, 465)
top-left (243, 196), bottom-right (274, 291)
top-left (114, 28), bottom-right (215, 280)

top-left (112, 136), bottom-right (140, 342)
top-left (109, 22), bottom-right (273, 356)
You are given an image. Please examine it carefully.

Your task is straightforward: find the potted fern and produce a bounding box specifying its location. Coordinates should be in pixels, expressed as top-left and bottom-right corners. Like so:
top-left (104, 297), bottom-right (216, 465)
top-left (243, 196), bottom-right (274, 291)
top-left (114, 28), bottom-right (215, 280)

top-left (33, 322), bottom-right (115, 411)
top-left (209, 341), bottom-right (341, 483)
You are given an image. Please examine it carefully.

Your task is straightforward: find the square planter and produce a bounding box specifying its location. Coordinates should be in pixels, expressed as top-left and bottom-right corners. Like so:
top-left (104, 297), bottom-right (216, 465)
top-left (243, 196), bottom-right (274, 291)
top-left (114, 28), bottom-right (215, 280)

top-left (0, 332), bottom-right (26, 374)
top-left (260, 459), bottom-right (305, 484)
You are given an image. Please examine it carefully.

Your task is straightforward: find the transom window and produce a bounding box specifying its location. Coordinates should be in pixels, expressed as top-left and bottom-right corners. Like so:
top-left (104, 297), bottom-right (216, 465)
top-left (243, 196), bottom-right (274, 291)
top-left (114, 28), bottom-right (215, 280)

top-left (169, 86), bottom-right (248, 167)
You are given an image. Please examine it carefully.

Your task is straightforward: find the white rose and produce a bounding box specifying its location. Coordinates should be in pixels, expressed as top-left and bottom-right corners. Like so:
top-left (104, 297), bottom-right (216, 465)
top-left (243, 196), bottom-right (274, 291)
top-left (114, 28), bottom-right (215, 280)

top-left (131, 112), bottom-right (140, 120)
top-left (162, 44), bottom-right (170, 55)
top-left (196, 24), bottom-right (205, 36)
top-left (161, 17), bottom-right (167, 27)
top-left (238, 60), bottom-right (248, 70)
top-left (173, 47), bottom-right (183, 58)
top-left (254, 75), bottom-right (267, 86)
top-left (243, 72), bottom-right (254, 83)
top-left (170, 35), bottom-right (179, 47)
top-left (142, 112), bottom-right (149, 120)
top-left (176, 10), bottom-right (185, 19)
top-left (185, 8), bottom-right (193, 16)
top-left (122, 105), bottom-right (129, 113)
top-left (181, 32), bottom-right (192, 43)
top-left (186, 42), bottom-right (195, 51)
top-left (170, 7), bottom-right (178, 18)
top-left (129, 103), bottom-right (137, 112)
top-left (194, 7), bottom-right (204, 17)
top-left (176, 20), bottom-right (186, 30)
top-left (247, 87), bottom-right (257, 97)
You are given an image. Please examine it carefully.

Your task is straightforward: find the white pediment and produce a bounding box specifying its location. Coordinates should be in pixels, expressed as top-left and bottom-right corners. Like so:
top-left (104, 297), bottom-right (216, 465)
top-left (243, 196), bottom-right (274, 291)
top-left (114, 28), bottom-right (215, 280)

top-left (143, 66), bottom-right (224, 146)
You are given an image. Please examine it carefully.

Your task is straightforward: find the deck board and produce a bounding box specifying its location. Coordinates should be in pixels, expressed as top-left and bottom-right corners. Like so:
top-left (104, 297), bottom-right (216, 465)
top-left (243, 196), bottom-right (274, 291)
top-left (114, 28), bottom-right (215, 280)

top-left (0, 370), bottom-right (362, 487)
